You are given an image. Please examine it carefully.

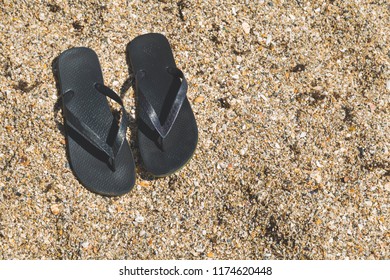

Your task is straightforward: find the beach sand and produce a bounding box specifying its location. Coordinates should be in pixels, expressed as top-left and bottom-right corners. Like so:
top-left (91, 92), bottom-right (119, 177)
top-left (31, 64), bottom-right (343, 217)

top-left (0, 0), bottom-right (389, 259)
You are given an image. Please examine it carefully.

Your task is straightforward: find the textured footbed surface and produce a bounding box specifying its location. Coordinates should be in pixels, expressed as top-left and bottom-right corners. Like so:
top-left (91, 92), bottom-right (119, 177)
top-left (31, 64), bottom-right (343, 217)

top-left (127, 33), bottom-right (198, 176)
top-left (58, 47), bottom-right (135, 196)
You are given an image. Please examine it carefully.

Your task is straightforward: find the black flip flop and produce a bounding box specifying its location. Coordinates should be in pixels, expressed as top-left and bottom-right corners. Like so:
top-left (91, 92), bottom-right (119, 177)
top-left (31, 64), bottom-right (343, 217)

top-left (127, 33), bottom-right (198, 176)
top-left (57, 47), bottom-right (135, 196)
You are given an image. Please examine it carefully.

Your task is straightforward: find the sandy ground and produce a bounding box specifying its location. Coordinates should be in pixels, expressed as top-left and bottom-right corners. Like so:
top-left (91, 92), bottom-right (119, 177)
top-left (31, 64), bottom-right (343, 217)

top-left (0, 0), bottom-right (389, 259)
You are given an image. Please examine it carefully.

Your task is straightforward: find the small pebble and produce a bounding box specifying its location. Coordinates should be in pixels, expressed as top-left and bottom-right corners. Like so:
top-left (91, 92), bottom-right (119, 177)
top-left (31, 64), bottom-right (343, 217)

top-left (311, 171), bottom-right (322, 184)
top-left (258, 93), bottom-right (268, 102)
top-left (25, 145), bottom-right (35, 153)
top-left (266, 34), bottom-right (272, 45)
top-left (195, 245), bottom-right (205, 253)
top-left (194, 96), bottom-right (205, 103)
top-left (299, 132), bottom-right (307, 138)
top-left (39, 13), bottom-right (45, 21)
top-left (50, 204), bottom-right (60, 215)
top-left (139, 181), bottom-right (150, 187)
top-left (135, 215), bottom-right (144, 223)
top-left (365, 200), bottom-right (373, 207)
top-left (242, 22), bottom-right (251, 34)
top-left (81, 241), bottom-right (89, 249)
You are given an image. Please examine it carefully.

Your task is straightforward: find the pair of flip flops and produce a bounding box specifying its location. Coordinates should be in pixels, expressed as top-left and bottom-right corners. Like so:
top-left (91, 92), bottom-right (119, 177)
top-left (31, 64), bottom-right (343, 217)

top-left (57, 33), bottom-right (198, 196)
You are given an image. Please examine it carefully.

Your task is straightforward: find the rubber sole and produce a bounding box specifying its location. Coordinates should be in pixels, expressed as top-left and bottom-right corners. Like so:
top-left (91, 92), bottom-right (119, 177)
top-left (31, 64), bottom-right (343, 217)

top-left (127, 33), bottom-right (198, 177)
top-left (58, 47), bottom-right (135, 196)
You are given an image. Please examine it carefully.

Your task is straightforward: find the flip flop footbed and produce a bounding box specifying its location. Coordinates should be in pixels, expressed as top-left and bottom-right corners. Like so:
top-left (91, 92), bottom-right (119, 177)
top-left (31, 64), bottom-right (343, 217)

top-left (127, 33), bottom-right (198, 176)
top-left (58, 47), bottom-right (135, 196)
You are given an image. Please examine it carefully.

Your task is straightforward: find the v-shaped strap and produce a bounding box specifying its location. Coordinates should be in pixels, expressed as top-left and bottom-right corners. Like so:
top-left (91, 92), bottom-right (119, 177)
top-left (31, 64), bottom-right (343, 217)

top-left (135, 67), bottom-right (188, 139)
top-left (63, 83), bottom-right (128, 171)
